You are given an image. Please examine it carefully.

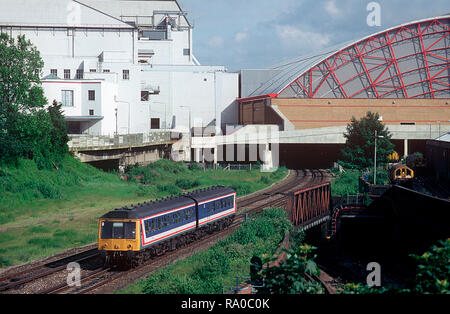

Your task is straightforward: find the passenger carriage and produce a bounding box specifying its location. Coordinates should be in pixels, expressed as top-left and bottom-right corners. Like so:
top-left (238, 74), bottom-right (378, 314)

top-left (98, 186), bottom-right (236, 266)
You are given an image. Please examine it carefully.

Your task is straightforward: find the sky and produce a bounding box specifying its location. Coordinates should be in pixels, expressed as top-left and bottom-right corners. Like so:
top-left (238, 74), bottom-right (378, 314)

top-left (177, 0), bottom-right (450, 72)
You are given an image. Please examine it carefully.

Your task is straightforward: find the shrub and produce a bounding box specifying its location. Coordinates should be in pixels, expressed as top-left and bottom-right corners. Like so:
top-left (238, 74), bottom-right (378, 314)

top-left (256, 244), bottom-right (325, 294)
top-left (410, 238), bottom-right (450, 294)
top-left (230, 182), bottom-right (253, 196)
top-left (331, 169), bottom-right (360, 196)
top-left (135, 185), bottom-right (157, 197)
top-left (175, 178), bottom-right (200, 190)
top-left (259, 176), bottom-right (271, 184)
top-left (156, 183), bottom-right (182, 195)
top-left (188, 162), bottom-right (203, 171)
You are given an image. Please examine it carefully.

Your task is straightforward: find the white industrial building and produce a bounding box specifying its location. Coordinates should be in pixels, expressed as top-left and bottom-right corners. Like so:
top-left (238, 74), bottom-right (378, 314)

top-left (1, 0), bottom-right (239, 136)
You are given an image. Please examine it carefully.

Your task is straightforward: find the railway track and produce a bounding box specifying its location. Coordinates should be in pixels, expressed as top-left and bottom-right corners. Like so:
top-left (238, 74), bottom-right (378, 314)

top-left (1, 168), bottom-right (329, 294)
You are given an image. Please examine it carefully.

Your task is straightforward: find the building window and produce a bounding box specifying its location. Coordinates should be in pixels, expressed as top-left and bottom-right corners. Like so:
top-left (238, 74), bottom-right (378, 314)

top-left (123, 70), bottom-right (130, 80)
top-left (141, 91), bottom-right (149, 101)
top-left (76, 69), bottom-right (84, 80)
top-left (61, 90), bottom-right (73, 107)
top-left (64, 69), bottom-right (71, 79)
top-left (183, 48), bottom-right (190, 56)
top-left (103, 69), bottom-right (110, 73)
top-left (89, 109), bottom-right (94, 116)
top-left (51, 69), bottom-right (57, 76)
top-left (90, 69), bottom-right (97, 72)
top-left (88, 90), bottom-right (95, 101)
top-left (150, 118), bottom-right (160, 129)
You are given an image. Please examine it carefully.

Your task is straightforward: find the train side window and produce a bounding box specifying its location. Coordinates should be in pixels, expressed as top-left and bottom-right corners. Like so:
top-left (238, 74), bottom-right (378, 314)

top-left (187, 208), bottom-right (191, 219)
top-left (157, 218), bottom-right (162, 230)
top-left (144, 221), bottom-right (150, 236)
top-left (151, 220), bottom-right (155, 232)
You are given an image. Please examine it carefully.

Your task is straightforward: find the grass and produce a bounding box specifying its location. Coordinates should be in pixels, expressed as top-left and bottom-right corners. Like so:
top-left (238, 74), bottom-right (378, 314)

top-left (117, 208), bottom-right (292, 294)
top-left (0, 156), bottom-right (288, 267)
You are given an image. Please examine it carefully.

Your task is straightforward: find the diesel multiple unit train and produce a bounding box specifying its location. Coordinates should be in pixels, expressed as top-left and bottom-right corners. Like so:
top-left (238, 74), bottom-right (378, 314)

top-left (98, 186), bottom-right (236, 266)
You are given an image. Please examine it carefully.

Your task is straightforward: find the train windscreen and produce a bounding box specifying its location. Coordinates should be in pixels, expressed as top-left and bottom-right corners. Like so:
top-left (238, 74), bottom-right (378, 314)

top-left (101, 221), bottom-right (136, 239)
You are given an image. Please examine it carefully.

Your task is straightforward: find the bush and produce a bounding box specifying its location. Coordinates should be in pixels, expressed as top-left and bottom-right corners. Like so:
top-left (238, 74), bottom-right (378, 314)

top-left (230, 182), bottom-right (253, 196)
top-left (156, 183), bottom-right (182, 195)
top-left (188, 162), bottom-right (203, 171)
top-left (175, 178), bottom-right (200, 190)
top-left (135, 185), bottom-right (157, 197)
top-left (256, 244), bottom-right (325, 294)
top-left (410, 238), bottom-right (450, 294)
top-left (331, 169), bottom-right (360, 196)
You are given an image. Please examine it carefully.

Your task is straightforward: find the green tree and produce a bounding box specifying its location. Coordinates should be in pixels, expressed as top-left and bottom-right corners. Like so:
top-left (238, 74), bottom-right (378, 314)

top-left (0, 33), bottom-right (68, 168)
top-left (48, 100), bottom-right (69, 162)
top-left (339, 112), bottom-right (394, 170)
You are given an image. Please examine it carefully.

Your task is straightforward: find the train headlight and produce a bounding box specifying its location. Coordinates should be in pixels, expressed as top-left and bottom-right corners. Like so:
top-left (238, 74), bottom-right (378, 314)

top-left (127, 244), bottom-right (132, 249)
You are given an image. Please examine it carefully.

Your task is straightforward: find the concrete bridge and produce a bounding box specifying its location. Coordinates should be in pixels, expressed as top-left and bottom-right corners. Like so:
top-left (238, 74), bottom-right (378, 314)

top-left (68, 132), bottom-right (175, 166)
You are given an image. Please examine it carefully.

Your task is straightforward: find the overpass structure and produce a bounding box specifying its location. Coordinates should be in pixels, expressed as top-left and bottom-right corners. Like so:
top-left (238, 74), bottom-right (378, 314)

top-left (68, 131), bottom-right (174, 166)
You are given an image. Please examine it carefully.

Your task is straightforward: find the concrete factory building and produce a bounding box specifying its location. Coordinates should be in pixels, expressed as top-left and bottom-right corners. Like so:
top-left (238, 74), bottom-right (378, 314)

top-left (238, 15), bottom-right (450, 167)
top-left (0, 0), bottom-right (238, 136)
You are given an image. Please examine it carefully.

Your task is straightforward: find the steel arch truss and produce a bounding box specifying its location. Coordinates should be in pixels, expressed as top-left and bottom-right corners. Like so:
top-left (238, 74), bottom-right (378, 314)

top-left (278, 17), bottom-right (450, 99)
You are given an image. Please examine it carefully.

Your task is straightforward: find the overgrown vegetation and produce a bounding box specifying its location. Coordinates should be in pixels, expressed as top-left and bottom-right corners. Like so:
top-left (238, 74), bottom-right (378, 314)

top-left (0, 157), bottom-right (287, 267)
top-left (255, 244), bottom-right (324, 294)
top-left (329, 168), bottom-right (360, 196)
top-left (118, 208), bottom-right (292, 294)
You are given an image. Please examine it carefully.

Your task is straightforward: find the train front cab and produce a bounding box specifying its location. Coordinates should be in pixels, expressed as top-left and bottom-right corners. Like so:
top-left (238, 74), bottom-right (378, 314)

top-left (393, 166), bottom-right (414, 180)
top-left (98, 219), bottom-right (141, 262)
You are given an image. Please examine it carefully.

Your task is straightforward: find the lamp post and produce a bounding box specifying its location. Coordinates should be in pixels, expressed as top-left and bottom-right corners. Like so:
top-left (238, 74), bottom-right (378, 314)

top-left (115, 108), bottom-right (118, 136)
